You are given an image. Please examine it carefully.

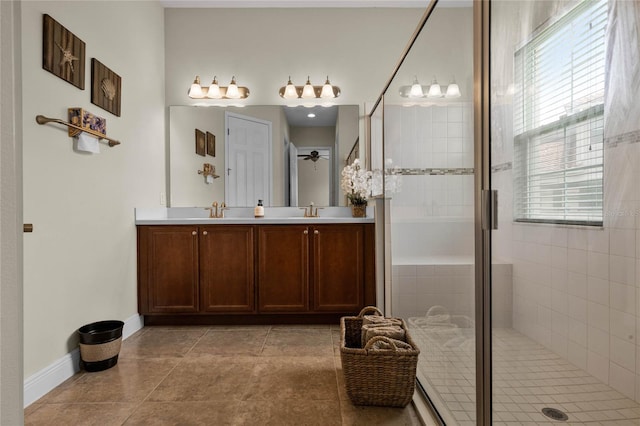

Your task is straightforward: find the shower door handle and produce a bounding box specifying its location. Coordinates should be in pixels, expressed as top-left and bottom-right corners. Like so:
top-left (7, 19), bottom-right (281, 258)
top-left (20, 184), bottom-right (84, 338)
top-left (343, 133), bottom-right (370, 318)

top-left (482, 190), bottom-right (498, 230)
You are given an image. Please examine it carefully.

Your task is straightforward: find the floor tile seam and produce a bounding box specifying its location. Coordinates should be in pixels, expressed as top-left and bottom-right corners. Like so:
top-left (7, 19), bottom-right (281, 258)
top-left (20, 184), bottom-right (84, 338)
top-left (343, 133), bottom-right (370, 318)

top-left (28, 401), bottom-right (141, 407)
top-left (255, 353), bottom-right (336, 359)
top-left (134, 353), bottom-right (186, 412)
top-left (256, 325), bottom-right (273, 355)
top-left (183, 327), bottom-right (216, 356)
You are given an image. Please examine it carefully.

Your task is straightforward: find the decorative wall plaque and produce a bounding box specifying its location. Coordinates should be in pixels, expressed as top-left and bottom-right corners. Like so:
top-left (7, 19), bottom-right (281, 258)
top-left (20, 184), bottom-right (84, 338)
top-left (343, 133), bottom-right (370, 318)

top-left (42, 14), bottom-right (86, 89)
top-left (195, 129), bottom-right (206, 156)
top-left (91, 58), bottom-right (122, 117)
top-left (206, 132), bottom-right (216, 157)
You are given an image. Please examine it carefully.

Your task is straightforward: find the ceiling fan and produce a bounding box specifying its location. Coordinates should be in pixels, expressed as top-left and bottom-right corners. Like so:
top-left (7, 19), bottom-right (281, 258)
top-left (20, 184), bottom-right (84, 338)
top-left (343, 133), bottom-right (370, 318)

top-left (298, 150), bottom-right (329, 162)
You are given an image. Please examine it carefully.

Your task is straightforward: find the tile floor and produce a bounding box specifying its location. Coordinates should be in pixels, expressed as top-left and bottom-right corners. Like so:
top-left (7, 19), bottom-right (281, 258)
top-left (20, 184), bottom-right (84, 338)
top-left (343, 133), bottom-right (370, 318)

top-left (410, 320), bottom-right (640, 425)
top-left (25, 325), bottom-right (422, 426)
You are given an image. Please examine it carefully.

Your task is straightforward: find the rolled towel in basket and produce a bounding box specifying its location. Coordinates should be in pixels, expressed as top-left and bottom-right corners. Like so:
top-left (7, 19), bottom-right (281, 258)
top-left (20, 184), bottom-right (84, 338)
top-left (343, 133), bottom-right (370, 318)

top-left (367, 337), bottom-right (414, 352)
top-left (362, 315), bottom-right (403, 326)
top-left (362, 324), bottom-right (406, 347)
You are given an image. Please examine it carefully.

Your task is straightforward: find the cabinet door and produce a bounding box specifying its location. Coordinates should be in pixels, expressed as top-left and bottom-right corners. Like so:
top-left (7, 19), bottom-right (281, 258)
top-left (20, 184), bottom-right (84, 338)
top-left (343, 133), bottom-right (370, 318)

top-left (200, 225), bottom-right (255, 313)
top-left (311, 224), bottom-right (364, 312)
top-left (138, 226), bottom-right (199, 313)
top-left (258, 225), bottom-right (309, 312)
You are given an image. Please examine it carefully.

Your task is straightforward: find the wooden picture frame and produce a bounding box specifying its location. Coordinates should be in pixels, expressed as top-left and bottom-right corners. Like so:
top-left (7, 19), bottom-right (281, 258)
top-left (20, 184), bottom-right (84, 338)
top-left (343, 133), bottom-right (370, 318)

top-left (206, 132), bottom-right (216, 157)
top-left (42, 14), bottom-right (86, 90)
top-left (195, 129), bottom-right (206, 156)
top-left (91, 58), bottom-right (122, 117)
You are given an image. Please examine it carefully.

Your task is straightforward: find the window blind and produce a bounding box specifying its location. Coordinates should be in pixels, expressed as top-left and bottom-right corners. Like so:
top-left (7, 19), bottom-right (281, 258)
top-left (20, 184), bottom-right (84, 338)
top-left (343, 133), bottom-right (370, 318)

top-left (513, 0), bottom-right (606, 225)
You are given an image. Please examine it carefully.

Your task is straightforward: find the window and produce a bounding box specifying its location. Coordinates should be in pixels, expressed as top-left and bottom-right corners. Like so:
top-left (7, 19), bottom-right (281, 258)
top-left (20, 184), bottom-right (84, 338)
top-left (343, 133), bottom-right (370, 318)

top-left (513, 0), bottom-right (607, 225)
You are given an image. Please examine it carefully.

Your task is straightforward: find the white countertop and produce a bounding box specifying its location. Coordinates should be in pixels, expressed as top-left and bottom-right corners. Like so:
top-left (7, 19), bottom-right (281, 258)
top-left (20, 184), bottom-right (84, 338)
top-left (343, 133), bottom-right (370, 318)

top-left (135, 206), bottom-right (375, 225)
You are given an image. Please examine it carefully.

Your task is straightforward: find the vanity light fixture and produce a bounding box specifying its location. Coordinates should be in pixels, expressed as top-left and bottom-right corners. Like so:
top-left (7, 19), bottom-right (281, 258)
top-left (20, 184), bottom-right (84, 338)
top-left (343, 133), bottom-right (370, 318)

top-left (399, 75), bottom-right (461, 99)
top-left (409, 76), bottom-right (424, 98)
top-left (188, 75), bottom-right (250, 99)
top-left (427, 76), bottom-right (443, 98)
top-left (279, 76), bottom-right (341, 100)
top-left (301, 77), bottom-right (316, 99)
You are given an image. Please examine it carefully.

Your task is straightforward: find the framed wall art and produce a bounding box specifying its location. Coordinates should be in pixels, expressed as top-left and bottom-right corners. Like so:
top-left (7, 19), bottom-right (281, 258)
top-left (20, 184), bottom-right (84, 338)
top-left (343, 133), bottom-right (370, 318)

top-left (42, 14), bottom-right (86, 89)
top-left (206, 132), bottom-right (215, 157)
top-left (91, 58), bottom-right (122, 117)
top-left (195, 129), bottom-right (206, 156)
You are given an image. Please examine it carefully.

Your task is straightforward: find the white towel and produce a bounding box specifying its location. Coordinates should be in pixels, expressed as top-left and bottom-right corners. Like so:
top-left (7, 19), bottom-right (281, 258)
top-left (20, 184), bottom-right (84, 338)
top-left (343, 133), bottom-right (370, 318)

top-left (205, 175), bottom-right (214, 184)
top-left (75, 132), bottom-right (100, 154)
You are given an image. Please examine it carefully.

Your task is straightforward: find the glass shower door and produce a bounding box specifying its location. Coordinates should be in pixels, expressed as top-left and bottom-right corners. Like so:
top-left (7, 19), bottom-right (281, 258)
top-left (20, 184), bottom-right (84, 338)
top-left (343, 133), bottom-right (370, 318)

top-left (379, 1), bottom-right (477, 423)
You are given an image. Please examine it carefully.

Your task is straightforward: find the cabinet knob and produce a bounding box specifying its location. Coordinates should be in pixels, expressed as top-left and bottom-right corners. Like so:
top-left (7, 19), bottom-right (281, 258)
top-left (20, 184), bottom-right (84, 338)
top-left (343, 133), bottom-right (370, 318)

top-left (303, 229), bottom-right (308, 235)
top-left (314, 230), bottom-right (319, 235)
top-left (191, 231), bottom-right (197, 236)
top-left (202, 231), bottom-right (208, 235)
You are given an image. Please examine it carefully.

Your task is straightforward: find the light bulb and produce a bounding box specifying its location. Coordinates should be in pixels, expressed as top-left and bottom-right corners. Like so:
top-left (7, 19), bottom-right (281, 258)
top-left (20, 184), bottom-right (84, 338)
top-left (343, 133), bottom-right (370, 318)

top-left (409, 76), bottom-right (424, 98)
top-left (226, 76), bottom-right (240, 99)
top-left (301, 77), bottom-right (315, 99)
top-left (283, 77), bottom-right (298, 99)
top-left (427, 77), bottom-right (443, 98)
top-left (188, 76), bottom-right (204, 99)
top-left (206, 76), bottom-right (222, 99)
top-left (320, 76), bottom-right (335, 98)
top-left (445, 82), bottom-right (461, 98)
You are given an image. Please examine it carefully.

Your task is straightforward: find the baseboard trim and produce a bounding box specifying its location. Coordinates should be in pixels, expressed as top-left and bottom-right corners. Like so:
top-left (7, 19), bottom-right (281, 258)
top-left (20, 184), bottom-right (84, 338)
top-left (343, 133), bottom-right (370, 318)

top-left (23, 313), bottom-right (144, 407)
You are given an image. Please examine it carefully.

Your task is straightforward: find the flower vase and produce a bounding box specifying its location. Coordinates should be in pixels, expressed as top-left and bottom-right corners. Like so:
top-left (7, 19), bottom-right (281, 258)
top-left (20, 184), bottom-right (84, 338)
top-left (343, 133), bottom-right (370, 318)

top-left (351, 203), bottom-right (367, 218)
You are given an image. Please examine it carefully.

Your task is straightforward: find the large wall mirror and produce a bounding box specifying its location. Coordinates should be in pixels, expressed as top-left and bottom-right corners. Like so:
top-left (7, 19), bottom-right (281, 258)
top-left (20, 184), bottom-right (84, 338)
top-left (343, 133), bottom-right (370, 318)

top-left (168, 104), bottom-right (359, 207)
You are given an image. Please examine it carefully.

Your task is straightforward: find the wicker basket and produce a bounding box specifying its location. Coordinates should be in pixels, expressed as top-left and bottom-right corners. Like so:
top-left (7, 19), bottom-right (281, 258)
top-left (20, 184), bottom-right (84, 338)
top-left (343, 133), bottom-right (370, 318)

top-left (340, 307), bottom-right (420, 407)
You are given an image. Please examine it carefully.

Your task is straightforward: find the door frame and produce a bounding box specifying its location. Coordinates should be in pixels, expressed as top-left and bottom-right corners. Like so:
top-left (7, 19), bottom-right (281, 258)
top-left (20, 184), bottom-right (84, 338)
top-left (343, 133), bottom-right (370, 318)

top-left (224, 111), bottom-right (273, 206)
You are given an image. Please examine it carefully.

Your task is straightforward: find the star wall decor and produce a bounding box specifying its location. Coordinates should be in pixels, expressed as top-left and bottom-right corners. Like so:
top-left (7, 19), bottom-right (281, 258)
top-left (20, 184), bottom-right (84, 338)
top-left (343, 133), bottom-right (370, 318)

top-left (42, 14), bottom-right (86, 90)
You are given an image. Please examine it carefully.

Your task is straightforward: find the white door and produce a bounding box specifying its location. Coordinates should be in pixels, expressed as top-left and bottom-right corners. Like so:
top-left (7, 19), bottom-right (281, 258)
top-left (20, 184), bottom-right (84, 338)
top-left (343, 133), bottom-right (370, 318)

top-left (225, 112), bottom-right (272, 207)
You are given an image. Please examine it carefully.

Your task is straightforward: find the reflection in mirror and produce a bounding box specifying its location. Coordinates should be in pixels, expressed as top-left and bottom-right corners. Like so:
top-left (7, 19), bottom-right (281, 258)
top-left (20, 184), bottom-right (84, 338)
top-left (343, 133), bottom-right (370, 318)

top-left (168, 105), bottom-right (359, 207)
top-left (295, 147), bottom-right (332, 207)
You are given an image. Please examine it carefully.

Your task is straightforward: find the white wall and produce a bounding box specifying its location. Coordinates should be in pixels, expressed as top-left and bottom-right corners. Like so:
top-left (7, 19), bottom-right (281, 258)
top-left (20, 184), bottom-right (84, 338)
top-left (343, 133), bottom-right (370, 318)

top-left (1, 0), bottom-right (24, 422)
top-left (164, 8), bottom-right (423, 107)
top-left (21, 1), bottom-right (165, 379)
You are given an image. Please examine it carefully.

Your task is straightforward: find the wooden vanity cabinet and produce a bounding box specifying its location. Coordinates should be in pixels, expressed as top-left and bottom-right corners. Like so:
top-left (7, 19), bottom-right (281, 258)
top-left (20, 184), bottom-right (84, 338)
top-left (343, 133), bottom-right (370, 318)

top-left (312, 224), bottom-right (366, 312)
top-left (138, 222), bottom-right (375, 322)
top-left (137, 225), bottom-right (255, 314)
top-left (199, 225), bottom-right (255, 313)
top-left (257, 225), bottom-right (310, 312)
top-left (257, 224), bottom-right (374, 314)
top-left (137, 226), bottom-right (200, 313)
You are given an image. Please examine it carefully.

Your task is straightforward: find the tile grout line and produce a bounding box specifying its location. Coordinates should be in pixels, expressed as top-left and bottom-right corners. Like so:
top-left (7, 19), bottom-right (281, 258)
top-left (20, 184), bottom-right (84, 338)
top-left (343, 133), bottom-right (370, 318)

top-left (256, 325), bottom-right (272, 356)
top-left (118, 326), bottom-right (212, 425)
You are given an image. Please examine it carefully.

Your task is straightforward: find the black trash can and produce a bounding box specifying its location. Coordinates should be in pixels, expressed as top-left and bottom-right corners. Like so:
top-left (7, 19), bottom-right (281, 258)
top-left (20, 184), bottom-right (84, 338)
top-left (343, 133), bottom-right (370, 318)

top-left (78, 320), bottom-right (124, 372)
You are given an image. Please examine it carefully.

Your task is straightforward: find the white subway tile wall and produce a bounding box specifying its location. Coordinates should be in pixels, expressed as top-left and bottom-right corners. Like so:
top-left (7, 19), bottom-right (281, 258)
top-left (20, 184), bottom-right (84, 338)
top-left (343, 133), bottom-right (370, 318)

top-left (385, 104), bottom-right (474, 221)
top-left (506, 139), bottom-right (640, 402)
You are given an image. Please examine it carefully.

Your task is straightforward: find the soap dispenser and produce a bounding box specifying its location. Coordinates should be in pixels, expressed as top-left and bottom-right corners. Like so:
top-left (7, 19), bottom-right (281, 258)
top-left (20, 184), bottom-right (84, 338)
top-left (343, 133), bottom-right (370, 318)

top-left (254, 200), bottom-right (264, 218)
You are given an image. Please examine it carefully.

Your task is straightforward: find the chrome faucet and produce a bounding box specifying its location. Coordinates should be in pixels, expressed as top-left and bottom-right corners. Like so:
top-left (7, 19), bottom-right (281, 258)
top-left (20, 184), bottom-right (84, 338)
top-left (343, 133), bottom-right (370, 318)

top-left (205, 201), bottom-right (228, 218)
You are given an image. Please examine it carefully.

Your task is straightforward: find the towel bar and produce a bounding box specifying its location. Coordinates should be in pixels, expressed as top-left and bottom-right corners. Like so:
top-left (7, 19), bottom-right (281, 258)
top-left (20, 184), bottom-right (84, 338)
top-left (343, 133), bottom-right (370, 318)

top-left (35, 115), bottom-right (121, 147)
